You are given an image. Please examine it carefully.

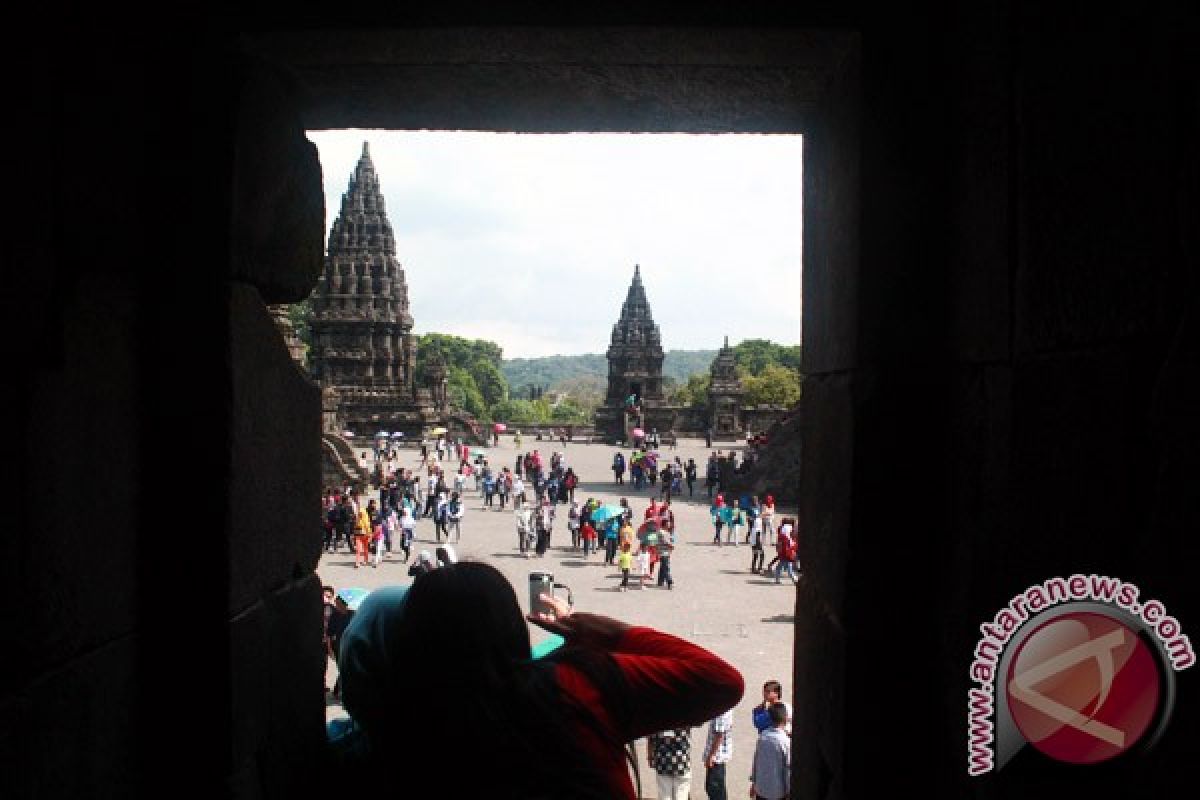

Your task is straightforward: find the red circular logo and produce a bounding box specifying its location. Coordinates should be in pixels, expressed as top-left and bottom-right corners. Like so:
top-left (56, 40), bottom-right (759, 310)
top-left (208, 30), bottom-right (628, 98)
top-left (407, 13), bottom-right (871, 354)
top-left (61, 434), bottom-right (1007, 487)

top-left (1006, 612), bottom-right (1161, 764)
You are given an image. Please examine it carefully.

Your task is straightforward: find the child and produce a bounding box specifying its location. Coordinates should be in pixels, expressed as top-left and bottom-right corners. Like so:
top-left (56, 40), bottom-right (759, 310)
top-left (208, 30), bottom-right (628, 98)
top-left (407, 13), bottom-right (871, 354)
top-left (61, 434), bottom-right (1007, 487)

top-left (580, 520), bottom-right (597, 557)
top-left (618, 541), bottom-right (633, 592)
top-left (635, 544), bottom-right (650, 589)
top-left (370, 520), bottom-right (385, 568)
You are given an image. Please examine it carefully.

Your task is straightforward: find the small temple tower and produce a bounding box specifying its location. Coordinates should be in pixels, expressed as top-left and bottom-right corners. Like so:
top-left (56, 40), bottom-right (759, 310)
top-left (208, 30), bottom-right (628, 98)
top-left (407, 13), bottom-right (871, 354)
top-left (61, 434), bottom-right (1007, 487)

top-left (595, 265), bottom-right (675, 441)
top-left (707, 335), bottom-right (745, 438)
top-left (307, 142), bottom-right (440, 437)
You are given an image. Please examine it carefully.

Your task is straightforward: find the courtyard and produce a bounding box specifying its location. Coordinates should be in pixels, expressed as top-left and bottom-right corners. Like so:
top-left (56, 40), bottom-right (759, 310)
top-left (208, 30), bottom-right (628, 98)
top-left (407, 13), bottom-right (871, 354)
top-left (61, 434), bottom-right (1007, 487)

top-left (320, 434), bottom-right (798, 794)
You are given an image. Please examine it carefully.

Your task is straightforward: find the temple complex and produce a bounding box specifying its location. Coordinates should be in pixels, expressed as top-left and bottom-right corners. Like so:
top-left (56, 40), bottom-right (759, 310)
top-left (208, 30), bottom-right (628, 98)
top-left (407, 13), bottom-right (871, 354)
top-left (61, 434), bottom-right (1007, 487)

top-left (306, 142), bottom-right (444, 439)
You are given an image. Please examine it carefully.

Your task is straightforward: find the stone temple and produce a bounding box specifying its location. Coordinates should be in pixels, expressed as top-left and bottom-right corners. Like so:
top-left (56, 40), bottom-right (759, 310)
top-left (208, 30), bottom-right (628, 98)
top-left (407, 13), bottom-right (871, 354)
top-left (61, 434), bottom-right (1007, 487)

top-left (594, 265), bottom-right (677, 441)
top-left (306, 142), bottom-right (446, 442)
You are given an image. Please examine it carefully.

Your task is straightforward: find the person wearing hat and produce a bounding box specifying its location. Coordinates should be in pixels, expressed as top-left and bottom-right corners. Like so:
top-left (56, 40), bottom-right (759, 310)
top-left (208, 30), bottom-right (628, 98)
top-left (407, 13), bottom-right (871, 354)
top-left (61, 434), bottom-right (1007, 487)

top-left (328, 565), bottom-right (743, 798)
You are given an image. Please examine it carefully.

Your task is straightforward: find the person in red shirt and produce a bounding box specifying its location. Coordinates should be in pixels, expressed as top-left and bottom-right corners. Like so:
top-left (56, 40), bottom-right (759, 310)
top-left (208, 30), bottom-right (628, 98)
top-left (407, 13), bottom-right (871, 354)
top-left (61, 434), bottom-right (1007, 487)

top-left (335, 562), bottom-right (744, 799)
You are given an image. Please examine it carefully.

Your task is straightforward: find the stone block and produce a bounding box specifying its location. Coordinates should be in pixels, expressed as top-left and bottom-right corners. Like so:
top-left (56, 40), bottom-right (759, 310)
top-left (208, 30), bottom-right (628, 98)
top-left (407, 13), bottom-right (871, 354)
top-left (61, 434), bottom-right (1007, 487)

top-left (230, 56), bottom-right (325, 304)
top-left (228, 283), bottom-right (323, 614)
top-left (16, 276), bottom-right (140, 680)
top-left (0, 639), bottom-right (138, 798)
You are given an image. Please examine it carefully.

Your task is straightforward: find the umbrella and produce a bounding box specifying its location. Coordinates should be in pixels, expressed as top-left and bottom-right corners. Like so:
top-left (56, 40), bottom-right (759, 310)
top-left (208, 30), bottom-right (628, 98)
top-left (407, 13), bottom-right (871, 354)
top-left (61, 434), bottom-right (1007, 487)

top-left (631, 428), bottom-right (645, 439)
top-left (336, 587), bottom-right (370, 612)
top-left (430, 426), bottom-right (448, 436)
top-left (590, 504), bottom-right (627, 523)
top-left (493, 422), bottom-right (507, 432)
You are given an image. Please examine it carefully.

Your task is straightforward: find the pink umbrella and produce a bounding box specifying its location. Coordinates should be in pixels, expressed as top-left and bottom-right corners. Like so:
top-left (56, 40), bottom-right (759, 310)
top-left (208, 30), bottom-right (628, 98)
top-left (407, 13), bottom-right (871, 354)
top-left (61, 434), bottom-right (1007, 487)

top-left (632, 428), bottom-right (645, 438)
top-left (493, 422), bottom-right (507, 432)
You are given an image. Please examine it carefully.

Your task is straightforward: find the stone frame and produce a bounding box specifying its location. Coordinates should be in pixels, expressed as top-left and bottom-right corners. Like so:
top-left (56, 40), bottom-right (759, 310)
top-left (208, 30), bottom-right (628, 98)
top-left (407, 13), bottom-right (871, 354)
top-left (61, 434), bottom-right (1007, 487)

top-left (244, 27), bottom-right (860, 799)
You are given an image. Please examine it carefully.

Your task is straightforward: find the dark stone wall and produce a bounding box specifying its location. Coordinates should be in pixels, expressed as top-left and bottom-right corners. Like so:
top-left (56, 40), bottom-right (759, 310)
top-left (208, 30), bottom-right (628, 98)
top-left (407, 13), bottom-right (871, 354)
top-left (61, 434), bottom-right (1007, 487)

top-left (5, 3), bottom-right (1196, 799)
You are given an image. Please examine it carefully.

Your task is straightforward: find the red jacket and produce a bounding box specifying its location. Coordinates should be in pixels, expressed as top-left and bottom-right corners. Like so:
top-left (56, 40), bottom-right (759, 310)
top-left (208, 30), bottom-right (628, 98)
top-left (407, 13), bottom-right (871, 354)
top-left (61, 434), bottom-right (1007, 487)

top-left (553, 627), bottom-right (744, 798)
top-left (776, 530), bottom-right (796, 560)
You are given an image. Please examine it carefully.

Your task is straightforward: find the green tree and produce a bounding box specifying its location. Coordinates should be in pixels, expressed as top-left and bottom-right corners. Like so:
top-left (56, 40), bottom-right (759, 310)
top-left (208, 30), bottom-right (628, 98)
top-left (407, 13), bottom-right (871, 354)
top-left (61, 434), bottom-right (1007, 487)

top-left (446, 366), bottom-right (487, 418)
top-left (671, 372), bottom-right (711, 407)
top-left (741, 363), bottom-right (802, 407)
top-left (550, 397), bottom-right (589, 423)
top-left (491, 398), bottom-right (530, 424)
top-left (472, 358), bottom-right (509, 409)
top-left (732, 339), bottom-right (802, 374)
top-left (287, 297), bottom-right (313, 350)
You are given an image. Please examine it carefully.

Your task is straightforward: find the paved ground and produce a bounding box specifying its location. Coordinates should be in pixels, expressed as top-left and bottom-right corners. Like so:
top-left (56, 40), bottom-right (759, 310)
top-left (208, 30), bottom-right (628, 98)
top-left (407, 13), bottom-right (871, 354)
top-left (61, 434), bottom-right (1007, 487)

top-left (319, 435), bottom-right (796, 796)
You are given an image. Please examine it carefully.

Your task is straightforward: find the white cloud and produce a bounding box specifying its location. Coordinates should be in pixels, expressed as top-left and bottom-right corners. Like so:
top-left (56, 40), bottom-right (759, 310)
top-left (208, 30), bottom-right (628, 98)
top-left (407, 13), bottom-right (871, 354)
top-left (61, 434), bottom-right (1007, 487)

top-left (307, 130), bottom-right (803, 356)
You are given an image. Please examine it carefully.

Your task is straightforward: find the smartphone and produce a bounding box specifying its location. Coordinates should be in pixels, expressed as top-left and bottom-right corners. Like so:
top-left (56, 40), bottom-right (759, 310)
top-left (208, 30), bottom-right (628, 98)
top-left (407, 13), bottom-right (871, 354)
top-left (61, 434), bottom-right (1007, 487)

top-left (529, 570), bottom-right (555, 617)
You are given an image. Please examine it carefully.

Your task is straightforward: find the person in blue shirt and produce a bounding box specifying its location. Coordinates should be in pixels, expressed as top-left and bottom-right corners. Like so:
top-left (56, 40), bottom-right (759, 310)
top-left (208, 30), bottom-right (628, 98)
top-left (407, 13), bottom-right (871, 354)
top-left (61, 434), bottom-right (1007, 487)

top-left (751, 680), bottom-right (792, 736)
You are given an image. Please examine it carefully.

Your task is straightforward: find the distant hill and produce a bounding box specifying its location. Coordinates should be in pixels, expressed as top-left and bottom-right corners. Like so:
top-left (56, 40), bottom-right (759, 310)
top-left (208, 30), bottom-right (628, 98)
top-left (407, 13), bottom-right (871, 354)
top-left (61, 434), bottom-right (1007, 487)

top-left (502, 349), bottom-right (717, 394)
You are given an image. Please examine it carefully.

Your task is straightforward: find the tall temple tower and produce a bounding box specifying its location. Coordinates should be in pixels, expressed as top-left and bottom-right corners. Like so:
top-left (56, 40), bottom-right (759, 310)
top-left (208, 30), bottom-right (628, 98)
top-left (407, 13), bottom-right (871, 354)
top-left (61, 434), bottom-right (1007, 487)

top-left (595, 265), bottom-right (675, 441)
top-left (707, 335), bottom-right (745, 438)
top-left (307, 142), bottom-right (439, 437)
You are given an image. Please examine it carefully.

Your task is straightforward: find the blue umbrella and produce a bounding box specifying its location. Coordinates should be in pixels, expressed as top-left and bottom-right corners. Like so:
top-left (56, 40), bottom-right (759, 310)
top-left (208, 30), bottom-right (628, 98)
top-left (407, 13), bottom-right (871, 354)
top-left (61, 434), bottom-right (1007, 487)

top-left (590, 504), bottom-right (627, 523)
top-left (336, 587), bottom-right (370, 612)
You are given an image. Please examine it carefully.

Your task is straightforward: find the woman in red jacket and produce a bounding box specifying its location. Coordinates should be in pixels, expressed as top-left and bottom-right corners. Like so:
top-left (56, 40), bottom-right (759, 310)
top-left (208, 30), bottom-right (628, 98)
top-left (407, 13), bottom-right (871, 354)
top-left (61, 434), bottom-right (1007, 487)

top-left (774, 518), bottom-right (799, 584)
top-left (336, 562), bottom-right (744, 799)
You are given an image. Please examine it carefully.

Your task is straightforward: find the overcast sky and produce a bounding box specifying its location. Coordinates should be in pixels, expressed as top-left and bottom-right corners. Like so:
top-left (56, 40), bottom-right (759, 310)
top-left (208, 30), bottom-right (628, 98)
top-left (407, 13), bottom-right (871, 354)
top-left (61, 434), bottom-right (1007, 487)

top-left (306, 130), bottom-right (803, 359)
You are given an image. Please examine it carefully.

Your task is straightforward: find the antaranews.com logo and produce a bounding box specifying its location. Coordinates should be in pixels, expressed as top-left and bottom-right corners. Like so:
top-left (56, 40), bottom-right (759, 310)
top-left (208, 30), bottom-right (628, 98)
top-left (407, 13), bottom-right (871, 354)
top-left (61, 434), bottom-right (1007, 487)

top-left (967, 574), bottom-right (1193, 775)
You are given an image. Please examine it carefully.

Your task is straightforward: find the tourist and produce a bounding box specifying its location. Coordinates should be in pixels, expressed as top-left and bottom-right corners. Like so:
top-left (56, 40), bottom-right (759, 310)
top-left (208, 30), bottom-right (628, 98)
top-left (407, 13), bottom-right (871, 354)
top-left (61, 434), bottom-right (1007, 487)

top-left (749, 703), bottom-right (791, 800)
top-left (761, 493), bottom-right (776, 545)
top-left (536, 497), bottom-right (555, 556)
top-left (750, 512), bottom-right (767, 573)
top-left (635, 538), bottom-right (651, 589)
top-left (580, 518), bottom-right (598, 557)
top-left (325, 591), bottom-right (354, 701)
top-left (773, 519), bottom-right (799, 584)
top-left (513, 473), bottom-right (526, 508)
top-left (603, 517), bottom-right (621, 565)
top-left (323, 495), bottom-right (339, 553)
top-left (433, 489), bottom-right (450, 542)
top-left (497, 467), bottom-right (512, 511)
top-left (332, 564), bottom-right (743, 798)
top-left (656, 525), bottom-right (675, 590)
top-left (612, 451), bottom-right (625, 485)
top-left (646, 727), bottom-right (692, 800)
top-left (752, 680), bottom-right (793, 736)
top-left (702, 706), bottom-right (735, 800)
top-left (321, 585), bottom-right (336, 694)
top-left (516, 504), bottom-right (535, 557)
top-left (705, 453), bottom-right (720, 497)
top-left (369, 503), bottom-right (386, 567)
top-left (617, 541), bottom-right (633, 591)
top-left (563, 466), bottom-right (578, 503)
top-left (482, 467), bottom-right (496, 508)
top-left (447, 491), bottom-right (463, 543)
top-left (338, 494), bottom-right (357, 553)
top-left (724, 504), bottom-right (742, 547)
top-left (711, 493), bottom-right (726, 545)
top-left (397, 503), bottom-right (415, 561)
top-left (567, 500), bottom-right (581, 549)
top-left (353, 499), bottom-right (374, 568)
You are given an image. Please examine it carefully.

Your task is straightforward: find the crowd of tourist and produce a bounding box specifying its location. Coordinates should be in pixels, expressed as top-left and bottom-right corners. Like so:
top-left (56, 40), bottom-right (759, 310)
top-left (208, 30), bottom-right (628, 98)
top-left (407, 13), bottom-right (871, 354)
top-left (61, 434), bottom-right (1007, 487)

top-left (319, 434), bottom-right (797, 798)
